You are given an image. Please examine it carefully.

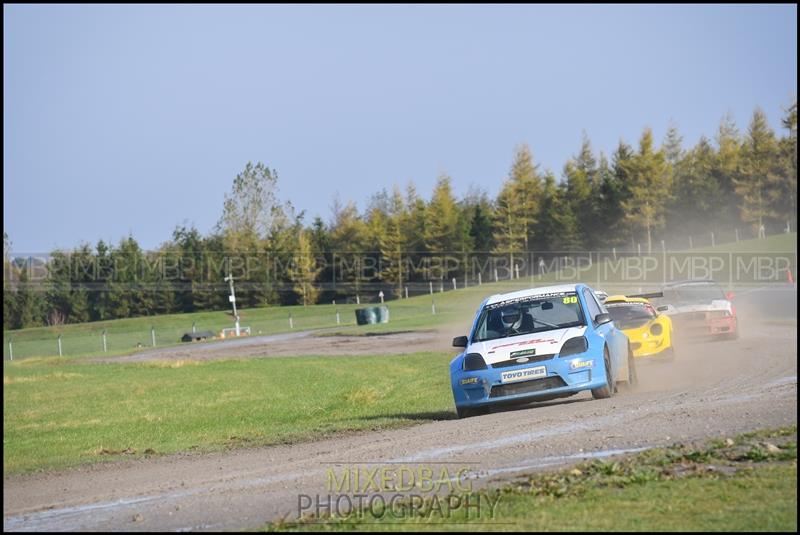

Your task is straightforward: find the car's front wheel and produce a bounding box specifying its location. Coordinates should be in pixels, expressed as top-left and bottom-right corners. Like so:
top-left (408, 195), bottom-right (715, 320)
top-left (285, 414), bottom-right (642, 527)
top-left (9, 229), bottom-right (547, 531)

top-left (591, 347), bottom-right (614, 399)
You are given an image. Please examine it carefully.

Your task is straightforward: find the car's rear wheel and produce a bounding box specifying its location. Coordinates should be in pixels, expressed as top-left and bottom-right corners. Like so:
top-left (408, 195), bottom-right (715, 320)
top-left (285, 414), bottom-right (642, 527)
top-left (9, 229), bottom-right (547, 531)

top-left (591, 347), bottom-right (614, 399)
top-left (622, 348), bottom-right (638, 388)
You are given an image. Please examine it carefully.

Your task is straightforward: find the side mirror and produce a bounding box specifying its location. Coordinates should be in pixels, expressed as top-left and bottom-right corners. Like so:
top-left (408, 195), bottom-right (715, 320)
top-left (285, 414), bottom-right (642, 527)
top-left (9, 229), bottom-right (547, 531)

top-left (656, 305), bottom-right (669, 312)
top-left (595, 313), bottom-right (612, 325)
top-left (725, 291), bottom-right (735, 301)
top-left (452, 336), bottom-right (468, 348)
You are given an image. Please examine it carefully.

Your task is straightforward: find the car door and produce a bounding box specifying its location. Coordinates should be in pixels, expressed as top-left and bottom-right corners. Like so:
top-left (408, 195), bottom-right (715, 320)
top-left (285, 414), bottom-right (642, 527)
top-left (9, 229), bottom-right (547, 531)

top-left (582, 288), bottom-right (623, 377)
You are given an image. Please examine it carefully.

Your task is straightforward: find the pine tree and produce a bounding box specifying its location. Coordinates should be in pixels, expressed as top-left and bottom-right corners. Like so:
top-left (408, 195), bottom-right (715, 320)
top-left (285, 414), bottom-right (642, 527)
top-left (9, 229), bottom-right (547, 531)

top-left (329, 199), bottom-right (369, 300)
top-left (379, 187), bottom-right (408, 298)
top-left (713, 112), bottom-right (743, 230)
top-left (533, 172), bottom-right (580, 251)
top-left (667, 136), bottom-right (722, 237)
top-left (621, 128), bottom-right (670, 253)
top-left (663, 121), bottom-right (684, 168)
top-left (492, 144), bottom-right (541, 268)
top-left (735, 108), bottom-right (780, 233)
top-left (463, 186), bottom-right (494, 253)
top-left (775, 101), bottom-right (797, 229)
top-left (563, 133), bottom-right (597, 247)
top-left (15, 259), bottom-right (43, 328)
top-left (609, 140), bottom-right (635, 245)
top-left (288, 230), bottom-right (321, 306)
top-left (425, 174), bottom-right (469, 282)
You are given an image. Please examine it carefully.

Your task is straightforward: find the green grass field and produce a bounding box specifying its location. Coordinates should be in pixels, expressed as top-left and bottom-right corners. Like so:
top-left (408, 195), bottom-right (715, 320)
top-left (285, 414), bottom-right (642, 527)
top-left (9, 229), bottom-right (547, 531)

top-left (265, 428), bottom-right (798, 532)
top-left (3, 352), bottom-right (455, 474)
top-left (4, 233), bottom-right (796, 360)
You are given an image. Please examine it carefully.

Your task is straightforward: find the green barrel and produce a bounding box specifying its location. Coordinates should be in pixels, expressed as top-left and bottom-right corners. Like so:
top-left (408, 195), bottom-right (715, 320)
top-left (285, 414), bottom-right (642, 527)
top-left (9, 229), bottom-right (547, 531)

top-left (355, 306), bottom-right (390, 325)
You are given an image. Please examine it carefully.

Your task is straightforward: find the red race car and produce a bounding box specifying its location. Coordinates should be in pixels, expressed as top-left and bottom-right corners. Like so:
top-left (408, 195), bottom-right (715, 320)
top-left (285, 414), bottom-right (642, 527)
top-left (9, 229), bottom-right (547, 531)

top-left (656, 280), bottom-right (738, 340)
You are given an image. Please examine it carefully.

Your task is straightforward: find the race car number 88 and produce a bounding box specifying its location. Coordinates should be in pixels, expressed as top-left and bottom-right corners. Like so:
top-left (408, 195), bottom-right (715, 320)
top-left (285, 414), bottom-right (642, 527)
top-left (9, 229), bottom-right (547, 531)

top-left (562, 296), bottom-right (578, 304)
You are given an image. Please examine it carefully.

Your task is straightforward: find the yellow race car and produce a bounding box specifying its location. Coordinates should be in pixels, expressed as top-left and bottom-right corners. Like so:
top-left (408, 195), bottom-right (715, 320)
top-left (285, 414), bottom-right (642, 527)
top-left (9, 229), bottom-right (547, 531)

top-left (604, 295), bottom-right (674, 360)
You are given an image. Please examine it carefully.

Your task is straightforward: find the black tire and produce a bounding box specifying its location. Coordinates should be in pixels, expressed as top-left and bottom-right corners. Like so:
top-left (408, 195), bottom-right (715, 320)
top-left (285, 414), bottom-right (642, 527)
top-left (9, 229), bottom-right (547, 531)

top-left (625, 349), bottom-right (638, 387)
top-left (591, 348), bottom-right (614, 399)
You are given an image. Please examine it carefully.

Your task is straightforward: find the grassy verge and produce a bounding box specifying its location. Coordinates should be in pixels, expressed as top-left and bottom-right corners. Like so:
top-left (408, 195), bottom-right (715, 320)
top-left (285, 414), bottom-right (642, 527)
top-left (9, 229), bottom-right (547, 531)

top-left (265, 427), bottom-right (797, 532)
top-left (3, 352), bottom-right (455, 474)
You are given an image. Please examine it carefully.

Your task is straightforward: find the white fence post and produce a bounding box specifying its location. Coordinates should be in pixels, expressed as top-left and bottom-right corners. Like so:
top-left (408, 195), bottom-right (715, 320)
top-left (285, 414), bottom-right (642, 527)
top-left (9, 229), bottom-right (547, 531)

top-left (8, 340), bottom-right (12, 361)
top-left (102, 330), bottom-right (107, 353)
top-left (151, 327), bottom-right (156, 347)
top-left (336, 310), bottom-right (340, 325)
top-left (289, 314), bottom-right (294, 329)
top-left (58, 334), bottom-right (62, 357)
top-left (478, 272), bottom-right (482, 285)
top-left (452, 277), bottom-right (457, 290)
top-left (429, 281), bottom-right (433, 295)
top-left (404, 286), bottom-right (409, 299)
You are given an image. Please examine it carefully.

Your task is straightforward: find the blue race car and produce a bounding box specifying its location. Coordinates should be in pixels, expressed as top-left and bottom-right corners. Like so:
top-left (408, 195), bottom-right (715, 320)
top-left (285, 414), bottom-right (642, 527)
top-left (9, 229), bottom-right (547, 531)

top-left (451, 283), bottom-right (636, 418)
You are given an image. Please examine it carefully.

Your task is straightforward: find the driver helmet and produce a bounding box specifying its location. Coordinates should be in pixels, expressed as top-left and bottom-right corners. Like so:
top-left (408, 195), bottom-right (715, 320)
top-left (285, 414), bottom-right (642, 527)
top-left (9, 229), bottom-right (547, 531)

top-left (500, 306), bottom-right (522, 330)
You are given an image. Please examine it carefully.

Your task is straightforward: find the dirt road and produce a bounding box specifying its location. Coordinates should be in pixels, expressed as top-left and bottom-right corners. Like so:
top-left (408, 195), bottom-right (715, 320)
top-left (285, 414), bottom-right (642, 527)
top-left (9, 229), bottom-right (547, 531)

top-left (87, 330), bottom-right (447, 363)
top-left (4, 287), bottom-right (797, 531)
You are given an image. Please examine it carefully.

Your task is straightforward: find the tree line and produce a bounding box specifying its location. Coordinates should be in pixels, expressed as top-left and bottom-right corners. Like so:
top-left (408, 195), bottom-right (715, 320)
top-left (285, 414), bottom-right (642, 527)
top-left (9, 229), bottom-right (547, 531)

top-left (4, 103), bottom-right (796, 329)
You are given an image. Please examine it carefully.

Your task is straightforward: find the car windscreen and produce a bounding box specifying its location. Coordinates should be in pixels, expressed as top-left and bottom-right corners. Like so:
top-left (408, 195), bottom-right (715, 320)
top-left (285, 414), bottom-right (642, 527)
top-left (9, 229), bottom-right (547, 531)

top-left (605, 302), bottom-right (656, 329)
top-left (664, 284), bottom-right (725, 305)
top-left (472, 291), bottom-right (585, 343)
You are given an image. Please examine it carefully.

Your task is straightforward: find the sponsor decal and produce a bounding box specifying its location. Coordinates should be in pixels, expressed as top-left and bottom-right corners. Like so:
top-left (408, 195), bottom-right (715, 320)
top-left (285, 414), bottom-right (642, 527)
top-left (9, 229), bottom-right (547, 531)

top-left (510, 348), bottom-right (536, 359)
top-left (485, 292), bottom-right (575, 310)
top-left (460, 377), bottom-right (479, 386)
top-left (569, 359), bottom-right (594, 370)
top-left (500, 366), bottom-right (546, 384)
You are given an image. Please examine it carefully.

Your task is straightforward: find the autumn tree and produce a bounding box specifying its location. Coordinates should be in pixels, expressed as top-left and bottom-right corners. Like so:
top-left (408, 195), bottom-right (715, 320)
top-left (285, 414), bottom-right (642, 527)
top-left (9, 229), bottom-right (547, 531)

top-left (288, 230), bottom-right (322, 306)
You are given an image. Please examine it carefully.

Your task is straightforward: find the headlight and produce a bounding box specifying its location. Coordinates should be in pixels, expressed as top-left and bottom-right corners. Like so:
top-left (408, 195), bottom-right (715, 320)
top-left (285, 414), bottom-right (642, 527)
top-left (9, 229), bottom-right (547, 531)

top-left (463, 353), bottom-right (488, 371)
top-left (650, 323), bottom-right (663, 336)
top-left (559, 336), bottom-right (588, 358)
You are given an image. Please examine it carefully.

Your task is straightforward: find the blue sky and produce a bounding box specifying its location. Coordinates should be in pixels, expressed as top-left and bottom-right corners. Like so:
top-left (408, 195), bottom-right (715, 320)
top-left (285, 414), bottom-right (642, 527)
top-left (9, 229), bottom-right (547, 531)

top-left (4, 4), bottom-right (797, 252)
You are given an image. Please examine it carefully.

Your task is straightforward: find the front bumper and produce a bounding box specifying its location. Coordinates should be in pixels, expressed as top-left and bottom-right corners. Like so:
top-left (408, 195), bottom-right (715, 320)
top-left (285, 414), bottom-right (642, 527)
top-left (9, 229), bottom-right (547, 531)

top-left (631, 336), bottom-right (671, 358)
top-left (451, 350), bottom-right (607, 409)
top-left (672, 313), bottom-right (737, 337)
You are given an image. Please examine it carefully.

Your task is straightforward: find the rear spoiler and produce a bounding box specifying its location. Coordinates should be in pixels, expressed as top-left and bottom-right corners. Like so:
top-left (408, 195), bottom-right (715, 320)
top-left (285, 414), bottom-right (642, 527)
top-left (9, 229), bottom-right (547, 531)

top-left (627, 292), bottom-right (663, 300)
